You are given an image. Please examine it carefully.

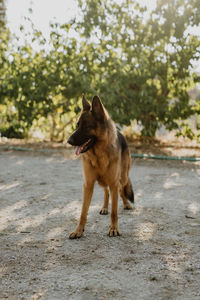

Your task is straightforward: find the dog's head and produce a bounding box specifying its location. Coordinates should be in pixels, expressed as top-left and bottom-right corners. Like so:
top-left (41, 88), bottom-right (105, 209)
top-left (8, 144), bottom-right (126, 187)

top-left (67, 95), bottom-right (109, 155)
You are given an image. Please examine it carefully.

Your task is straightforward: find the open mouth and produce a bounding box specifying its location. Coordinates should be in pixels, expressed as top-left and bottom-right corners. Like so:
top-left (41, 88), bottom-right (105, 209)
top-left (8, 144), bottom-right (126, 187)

top-left (75, 138), bottom-right (93, 155)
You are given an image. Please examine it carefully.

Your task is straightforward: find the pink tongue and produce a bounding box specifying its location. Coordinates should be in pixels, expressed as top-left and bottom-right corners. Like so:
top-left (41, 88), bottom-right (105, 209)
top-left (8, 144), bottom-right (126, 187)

top-left (75, 146), bottom-right (82, 156)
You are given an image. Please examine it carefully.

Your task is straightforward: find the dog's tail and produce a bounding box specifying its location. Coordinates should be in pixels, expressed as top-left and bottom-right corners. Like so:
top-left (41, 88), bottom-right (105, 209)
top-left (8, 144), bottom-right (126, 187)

top-left (124, 178), bottom-right (134, 203)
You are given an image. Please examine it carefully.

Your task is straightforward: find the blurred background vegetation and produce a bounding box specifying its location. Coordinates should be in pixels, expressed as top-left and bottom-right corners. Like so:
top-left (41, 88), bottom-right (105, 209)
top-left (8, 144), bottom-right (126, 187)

top-left (0, 0), bottom-right (200, 142)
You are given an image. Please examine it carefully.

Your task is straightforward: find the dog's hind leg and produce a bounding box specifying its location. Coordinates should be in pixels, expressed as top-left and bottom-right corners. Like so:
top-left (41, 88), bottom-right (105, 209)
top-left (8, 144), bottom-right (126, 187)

top-left (120, 184), bottom-right (133, 210)
top-left (120, 166), bottom-right (133, 209)
top-left (100, 187), bottom-right (109, 215)
top-left (120, 149), bottom-right (134, 209)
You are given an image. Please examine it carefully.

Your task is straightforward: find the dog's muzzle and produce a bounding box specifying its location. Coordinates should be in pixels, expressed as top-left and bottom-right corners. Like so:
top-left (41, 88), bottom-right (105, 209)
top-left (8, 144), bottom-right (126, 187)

top-left (67, 135), bottom-right (75, 146)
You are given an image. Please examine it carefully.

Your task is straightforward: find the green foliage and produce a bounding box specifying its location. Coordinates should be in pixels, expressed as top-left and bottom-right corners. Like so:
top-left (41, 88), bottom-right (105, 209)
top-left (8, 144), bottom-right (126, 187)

top-left (0, 0), bottom-right (6, 31)
top-left (0, 0), bottom-right (200, 140)
top-left (76, 0), bottom-right (200, 138)
top-left (0, 24), bottom-right (85, 139)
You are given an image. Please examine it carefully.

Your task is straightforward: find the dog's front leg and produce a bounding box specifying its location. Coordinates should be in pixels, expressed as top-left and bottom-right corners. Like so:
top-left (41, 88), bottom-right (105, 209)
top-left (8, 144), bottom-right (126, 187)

top-left (109, 183), bottom-right (120, 237)
top-left (69, 181), bottom-right (94, 239)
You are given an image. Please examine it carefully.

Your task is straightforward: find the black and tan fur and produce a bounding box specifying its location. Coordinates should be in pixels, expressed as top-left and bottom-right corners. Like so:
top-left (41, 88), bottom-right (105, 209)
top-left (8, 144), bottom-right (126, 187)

top-left (67, 95), bottom-right (134, 238)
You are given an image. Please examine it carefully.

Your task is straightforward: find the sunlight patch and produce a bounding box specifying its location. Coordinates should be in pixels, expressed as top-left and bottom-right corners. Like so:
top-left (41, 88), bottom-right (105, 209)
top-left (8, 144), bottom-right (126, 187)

top-left (15, 160), bottom-right (25, 166)
top-left (0, 199), bottom-right (27, 231)
top-left (163, 180), bottom-right (182, 189)
top-left (136, 222), bottom-right (156, 241)
top-left (47, 226), bottom-right (65, 239)
top-left (155, 192), bottom-right (163, 199)
top-left (188, 202), bottom-right (200, 215)
top-left (17, 213), bottom-right (47, 231)
top-left (0, 181), bottom-right (20, 191)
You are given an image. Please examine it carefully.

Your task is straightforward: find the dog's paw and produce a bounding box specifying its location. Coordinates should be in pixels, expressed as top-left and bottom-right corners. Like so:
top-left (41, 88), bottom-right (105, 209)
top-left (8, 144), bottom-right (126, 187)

top-left (69, 228), bottom-right (84, 239)
top-left (99, 208), bottom-right (108, 215)
top-left (108, 226), bottom-right (120, 237)
top-left (123, 203), bottom-right (132, 210)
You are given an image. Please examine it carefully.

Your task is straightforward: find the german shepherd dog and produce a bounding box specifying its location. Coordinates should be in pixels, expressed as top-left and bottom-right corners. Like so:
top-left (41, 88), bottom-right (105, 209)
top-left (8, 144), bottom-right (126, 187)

top-left (67, 95), bottom-right (134, 238)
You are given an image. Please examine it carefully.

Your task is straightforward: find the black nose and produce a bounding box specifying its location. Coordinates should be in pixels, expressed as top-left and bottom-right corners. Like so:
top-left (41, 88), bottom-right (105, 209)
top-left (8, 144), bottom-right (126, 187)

top-left (67, 136), bottom-right (74, 145)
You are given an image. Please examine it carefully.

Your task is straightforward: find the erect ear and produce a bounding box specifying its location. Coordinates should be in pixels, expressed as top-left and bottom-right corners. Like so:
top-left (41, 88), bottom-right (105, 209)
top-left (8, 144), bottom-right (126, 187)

top-left (82, 94), bottom-right (91, 111)
top-left (92, 95), bottom-right (106, 120)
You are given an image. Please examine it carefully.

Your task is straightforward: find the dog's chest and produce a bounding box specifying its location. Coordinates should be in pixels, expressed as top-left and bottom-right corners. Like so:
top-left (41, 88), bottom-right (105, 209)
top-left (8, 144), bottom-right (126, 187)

top-left (90, 155), bottom-right (109, 174)
top-left (84, 149), bottom-right (109, 173)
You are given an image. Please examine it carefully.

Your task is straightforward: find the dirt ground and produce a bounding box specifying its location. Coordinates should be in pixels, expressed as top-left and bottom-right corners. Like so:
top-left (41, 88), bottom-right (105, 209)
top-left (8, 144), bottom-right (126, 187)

top-left (0, 148), bottom-right (200, 300)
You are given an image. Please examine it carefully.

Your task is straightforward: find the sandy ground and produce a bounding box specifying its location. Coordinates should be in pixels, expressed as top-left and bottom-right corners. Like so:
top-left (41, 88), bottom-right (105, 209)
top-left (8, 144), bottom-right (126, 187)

top-left (0, 149), bottom-right (200, 300)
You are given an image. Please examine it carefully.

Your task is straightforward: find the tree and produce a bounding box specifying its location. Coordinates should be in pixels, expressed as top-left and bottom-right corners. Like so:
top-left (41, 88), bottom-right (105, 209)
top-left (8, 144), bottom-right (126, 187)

top-left (1, 0), bottom-right (200, 140)
top-left (0, 0), bottom-right (9, 118)
top-left (75, 0), bottom-right (200, 137)
top-left (0, 0), bottom-right (6, 32)
top-left (0, 22), bottom-right (94, 139)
